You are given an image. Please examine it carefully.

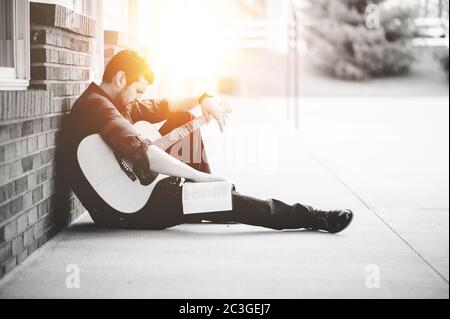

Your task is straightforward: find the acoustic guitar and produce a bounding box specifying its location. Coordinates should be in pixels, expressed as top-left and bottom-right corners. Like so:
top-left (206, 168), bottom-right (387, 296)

top-left (77, 114), bottom-right (210, 213)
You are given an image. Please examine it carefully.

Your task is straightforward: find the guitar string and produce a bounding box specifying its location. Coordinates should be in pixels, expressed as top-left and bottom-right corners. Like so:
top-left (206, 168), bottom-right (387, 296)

top-left (155, 115), bottom-right (207, 151)
top-left (122, 115), bottom-right (208, 167)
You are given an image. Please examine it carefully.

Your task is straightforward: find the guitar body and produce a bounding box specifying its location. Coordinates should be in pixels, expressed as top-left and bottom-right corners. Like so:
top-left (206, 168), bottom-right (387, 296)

top-left (77, 121), bottom-right (168, 214)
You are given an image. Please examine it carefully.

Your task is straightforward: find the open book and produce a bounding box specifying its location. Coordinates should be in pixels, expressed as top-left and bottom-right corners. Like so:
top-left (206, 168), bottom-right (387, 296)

top-left (182, 181), bottom-right (234, 214)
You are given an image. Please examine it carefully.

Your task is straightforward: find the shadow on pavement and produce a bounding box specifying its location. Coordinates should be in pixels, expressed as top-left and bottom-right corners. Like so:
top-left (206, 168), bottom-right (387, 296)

top-left (66, 221), bottom-right (335, 237)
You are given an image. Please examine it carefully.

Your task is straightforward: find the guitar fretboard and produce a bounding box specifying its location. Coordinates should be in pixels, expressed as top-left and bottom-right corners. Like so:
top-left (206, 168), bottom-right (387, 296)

top-left (154, 115), bottom-right (208, 151)
top-left (120, 114), bottom-right (209, 170)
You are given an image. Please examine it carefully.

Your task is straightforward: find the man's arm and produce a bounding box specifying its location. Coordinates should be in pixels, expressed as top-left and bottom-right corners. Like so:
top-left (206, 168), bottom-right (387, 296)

top-left (146, 144), bottom-right (224, 183)
top-left (94, 97), bottom-right (222, 183)
top-left (167, 95), bottom-right (230, 133)
top-left (166, 96), bottom-right (199, 113)
top-left (128, 99), bottom-right (170, 123)
top-left (128, 97), bottom-right (200, 123)
top-left (143, 95), bottom-right (232, 181)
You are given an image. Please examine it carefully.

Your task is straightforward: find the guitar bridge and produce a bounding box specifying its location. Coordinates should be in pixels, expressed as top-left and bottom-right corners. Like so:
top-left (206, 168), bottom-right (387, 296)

top-left (114, 153), bottom-right (137, 182)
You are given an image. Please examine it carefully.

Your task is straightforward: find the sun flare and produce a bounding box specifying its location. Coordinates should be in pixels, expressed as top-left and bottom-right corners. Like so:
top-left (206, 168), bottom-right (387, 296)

top-left (138, 0), bottom-right (242, 95)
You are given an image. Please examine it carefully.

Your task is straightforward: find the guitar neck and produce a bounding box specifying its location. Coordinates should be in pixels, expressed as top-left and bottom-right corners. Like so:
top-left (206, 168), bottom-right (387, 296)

top-left (154, 115), bottom-right (208, 151)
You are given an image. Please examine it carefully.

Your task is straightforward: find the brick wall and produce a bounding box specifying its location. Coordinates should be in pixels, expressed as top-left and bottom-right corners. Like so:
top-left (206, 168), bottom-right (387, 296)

top-left (0, 3), bottom-right (95, 278)
top-left (104, 30), bottom-right (139, 66)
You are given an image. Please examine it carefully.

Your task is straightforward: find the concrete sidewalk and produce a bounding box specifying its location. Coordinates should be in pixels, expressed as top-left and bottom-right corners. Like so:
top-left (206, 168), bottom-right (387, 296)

top-left (0, 97), bottom-right (448, 298)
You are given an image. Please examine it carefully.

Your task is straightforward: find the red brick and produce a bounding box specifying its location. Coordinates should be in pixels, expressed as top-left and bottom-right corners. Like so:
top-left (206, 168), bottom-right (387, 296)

top-left (17, 214), bottom-right (28, 233)
top-left (2, 143), bottom-right (16, 162)
top-left (28, 207), bottom-right (38, 225)
top-left (37, 232), bottom-right (48, 248)
top-left (28, 136), bottom-right (38, 153)
top-left (17, 248), bottom-right (29, 264)
top-left (21, 120), bottom-right (33, 136)
top-left (0, 145), bottom-right (4, 163)
top-left (31, 66), bottom-right (90, 81)
top-left (0, 242), bottom-right (12, 264)
top-left (12, 235), bottom-right (24, 255)
top-left (16, 140), bottom-right (28, 158)
top-left (32, 153), bottom-right (41, 169)
top-left (9, 160), bottom-right (23, 179)
top-left (11, 196), bottom-right (24, 215)
top-left (30, 48), bottom-right (46, 63)
top-left (22, 155), bottom-right (34, 173)
top-left (33, 220), bottom-right (44, 239)
top-left (27, 171), bottom-right (38, 189)
top-left (28, 240), bottom-right (39, 255)
top-left (32, 186), bottom-right (44, 205)
top-left (0, 126), bottom-right (9, 144)
top-left (23, 192), bottom-right (33, 211)
top-left (3, 256), bottom-right (17, 274)
top-left (46, 132), bottom-right (56, 147)
top-left (33, 119), bottom-right (43, 134)
top-left (43, 181), bottom-right (53, 198)
top-left (42, 149), bottom-right (55, 165)
top-left (0, 164), bottom-right (9, 182)
top-left (3, 220), bottom-right (18, 242)
top-left (9, 123), bottom-right (21, 139)
top-left (31, 29), bottom-right (91, 53)
top-left (37, 134), bottom-right (46, 150)
top-left (0, 182), bottom-right (15, 204)
top-left (0, 202), bottom-right (11, 224)
top-left (23, 228), bottom-right (34, 247)
top-left (30, 3), bottom-right (95, 38)
top-left (0, 91), bottom-right (50, 121)
top-left (15, 176), bottom-right (28, 195)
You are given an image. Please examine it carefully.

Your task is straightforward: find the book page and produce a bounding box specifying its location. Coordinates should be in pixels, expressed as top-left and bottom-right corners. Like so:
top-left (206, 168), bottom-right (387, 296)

top-left (182, 181), bottom-right (233, 214)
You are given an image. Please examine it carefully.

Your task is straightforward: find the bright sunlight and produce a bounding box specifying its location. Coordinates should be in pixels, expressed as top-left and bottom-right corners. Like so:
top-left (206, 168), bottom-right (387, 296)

top-left (138, 0), bottom-right (243, 95)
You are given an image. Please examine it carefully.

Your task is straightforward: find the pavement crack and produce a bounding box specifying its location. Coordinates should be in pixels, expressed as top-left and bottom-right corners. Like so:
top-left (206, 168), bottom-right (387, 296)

top-left (305, 147), bottom-right (449, 285)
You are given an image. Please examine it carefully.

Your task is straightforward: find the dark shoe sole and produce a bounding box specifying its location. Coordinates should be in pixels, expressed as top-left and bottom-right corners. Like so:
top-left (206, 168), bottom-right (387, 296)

top-left (329, 209), bottom-right (354, 234)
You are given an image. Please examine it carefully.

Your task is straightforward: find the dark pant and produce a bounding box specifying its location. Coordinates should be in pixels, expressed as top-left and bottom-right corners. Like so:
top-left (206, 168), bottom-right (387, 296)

top-left (96, 112), bottom-right (313, 231)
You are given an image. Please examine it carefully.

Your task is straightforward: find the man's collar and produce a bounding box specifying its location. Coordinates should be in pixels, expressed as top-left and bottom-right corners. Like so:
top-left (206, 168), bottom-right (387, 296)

top-left (87, 82), bottom-right (122, 110)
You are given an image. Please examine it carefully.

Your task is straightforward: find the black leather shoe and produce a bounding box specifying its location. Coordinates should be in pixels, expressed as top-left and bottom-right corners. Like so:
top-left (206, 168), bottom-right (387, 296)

top-left (306, 207), bottom-right (353, 234)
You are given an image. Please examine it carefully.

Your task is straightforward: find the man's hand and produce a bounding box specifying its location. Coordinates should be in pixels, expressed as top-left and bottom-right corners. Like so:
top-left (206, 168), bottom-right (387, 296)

top-left (191, 171), bottom-right (227, 183)
top-left (200, 97), bottom-right (232, 133)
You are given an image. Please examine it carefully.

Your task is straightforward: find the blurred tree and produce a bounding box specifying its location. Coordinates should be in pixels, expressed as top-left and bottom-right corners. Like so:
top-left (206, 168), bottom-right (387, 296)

top-left (302, 0), bottom-right (417, 80)
top-left (441, 53), bottom-right (449, 72)
top-left (238, 0), bottom-right (267, 19)
top-left (437, 48), bottom-right (449, 74)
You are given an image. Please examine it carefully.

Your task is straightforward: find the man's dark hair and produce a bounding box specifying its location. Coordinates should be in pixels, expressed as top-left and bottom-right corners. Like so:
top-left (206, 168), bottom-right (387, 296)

top-left (102, 50), bottom-right (154, 85)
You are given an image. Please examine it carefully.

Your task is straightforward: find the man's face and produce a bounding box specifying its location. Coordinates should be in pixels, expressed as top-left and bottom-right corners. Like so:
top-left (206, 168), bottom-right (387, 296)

top-left (116, 75), bottom-right (149, 107)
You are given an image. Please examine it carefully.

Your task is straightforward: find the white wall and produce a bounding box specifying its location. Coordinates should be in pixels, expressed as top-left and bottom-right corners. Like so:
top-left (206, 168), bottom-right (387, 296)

top-left (31, 0), bottom-right (83, 13)
top-left (103, 0), bottom-right (129, 32)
